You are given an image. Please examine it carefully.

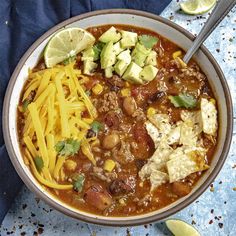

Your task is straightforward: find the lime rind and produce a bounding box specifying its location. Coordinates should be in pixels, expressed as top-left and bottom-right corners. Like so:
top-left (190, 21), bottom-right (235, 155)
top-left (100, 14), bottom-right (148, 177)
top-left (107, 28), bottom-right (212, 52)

top-left (180, 0), bottom-right (216, 15)
top-left (166, 219), bottom-right (200, 236)
top-left (44, 27), bottom-right (95, 68)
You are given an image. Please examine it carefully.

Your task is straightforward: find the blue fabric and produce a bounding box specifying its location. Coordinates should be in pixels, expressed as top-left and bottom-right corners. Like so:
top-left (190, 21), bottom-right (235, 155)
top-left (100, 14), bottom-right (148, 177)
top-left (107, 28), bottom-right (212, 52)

top-left (0, 0), bottom-right (171, 223)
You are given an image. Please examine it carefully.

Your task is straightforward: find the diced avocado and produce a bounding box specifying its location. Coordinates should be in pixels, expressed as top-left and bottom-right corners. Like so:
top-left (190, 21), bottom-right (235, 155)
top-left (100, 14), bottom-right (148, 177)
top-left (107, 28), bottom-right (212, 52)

top-left (120, 30), bottom-right (138, 48)
top-left (100, 41), bottom-right (116, 69)
top-left (145, 50), bottom-right (157, 66)
top-left (105, 66), bottom-right (114, 78)
top-left (83, 60), bottom-right (98, 75)
top-left (122, 62), bottom-right (143, 84)
top-left (113, 41), bottom-right (124, 55)
top-left (140, 65), bottom-right (158, 82)
top-left (117, 49), bottom-right (131, 64)
top-left (81, 47), bottom-right (95, 61)
top-left (131, 43), bottom-right (151, 67)
top-left (114, 60), bottom-right (129, 76)
top-left (99, 26), bottom-right (121, 43)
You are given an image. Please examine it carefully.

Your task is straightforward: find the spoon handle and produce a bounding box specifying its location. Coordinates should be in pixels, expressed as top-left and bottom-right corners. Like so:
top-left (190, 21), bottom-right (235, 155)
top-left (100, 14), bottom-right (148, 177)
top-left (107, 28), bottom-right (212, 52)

top-left (183, 0), bottom-right (236, 63)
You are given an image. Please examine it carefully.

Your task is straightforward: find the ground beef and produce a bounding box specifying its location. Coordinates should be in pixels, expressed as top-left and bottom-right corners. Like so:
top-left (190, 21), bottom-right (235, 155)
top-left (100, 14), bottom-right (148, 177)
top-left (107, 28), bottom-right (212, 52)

top-left (98, 92), bottom-right (119, 113)
top-left (112, 140), bottom-right (134, 164)
top-left (107, 75), bottom-right (125, 92)
top-left (179, 63), bottom-right (206, 81)
top-left (91, 167), bottom-right (117, 183)
top-left (134, 194), bottom-right (152, 207)
top-left (132, 107), bottom-right (147, 121)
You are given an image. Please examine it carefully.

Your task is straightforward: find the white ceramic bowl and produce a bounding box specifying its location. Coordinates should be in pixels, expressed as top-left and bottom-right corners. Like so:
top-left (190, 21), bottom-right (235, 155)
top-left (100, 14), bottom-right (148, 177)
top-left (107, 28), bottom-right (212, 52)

top-left (3, 10), bottom-right (233, 226)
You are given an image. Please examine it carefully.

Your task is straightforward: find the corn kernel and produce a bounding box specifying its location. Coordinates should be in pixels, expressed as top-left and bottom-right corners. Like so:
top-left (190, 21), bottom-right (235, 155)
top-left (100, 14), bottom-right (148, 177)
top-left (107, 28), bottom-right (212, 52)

top-left (104, 159), bottom-right (116, 172)
top-left (92, 84), bottom-right (103, 95)
top-left (175, 57), bottom-right (187, 68)
top-left (147, 107), bottom-right (156, 117)
top-left (210, 98), bottom-right (216, 105)
top-left (172, 50), bottom-right (182, 59)
top-left (120, 88), bottom-right (131, 97)
top-left (125, 82), bottom-right (130, 87)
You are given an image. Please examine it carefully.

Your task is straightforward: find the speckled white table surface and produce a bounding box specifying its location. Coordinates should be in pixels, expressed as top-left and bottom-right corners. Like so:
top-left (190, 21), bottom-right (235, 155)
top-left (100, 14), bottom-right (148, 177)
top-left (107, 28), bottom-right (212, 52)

top-left (0, 1), bottom-right (236, 235)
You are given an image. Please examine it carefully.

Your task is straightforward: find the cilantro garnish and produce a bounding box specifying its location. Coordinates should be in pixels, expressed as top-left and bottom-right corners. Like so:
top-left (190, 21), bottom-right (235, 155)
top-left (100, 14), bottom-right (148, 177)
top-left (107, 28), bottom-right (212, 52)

top-left (22, 99), bottom-right (30, 112)
top-left (169, 93), bottom-right (197, 109)
top-left (93, 42), bottom-right (105, 61)
top-left (34, 156), bottom-right (44, 172)
top-left (72, 174), bottom-right (85, 192)
top-left (138, 35), bottom-right (158, 49)
top-left (91, 121), bottom-right (103, 134)
top-left (63, 55), bottom-right (76, 65)
top-left (55, 139), bottom-right (81, 157)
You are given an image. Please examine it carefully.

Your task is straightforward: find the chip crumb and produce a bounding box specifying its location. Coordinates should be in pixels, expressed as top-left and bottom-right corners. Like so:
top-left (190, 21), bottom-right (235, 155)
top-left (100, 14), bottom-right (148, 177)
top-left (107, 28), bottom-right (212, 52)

top-left (210, 186), bottom-right (214, 192)
top-left (233, 187), bottom-right (236, 191)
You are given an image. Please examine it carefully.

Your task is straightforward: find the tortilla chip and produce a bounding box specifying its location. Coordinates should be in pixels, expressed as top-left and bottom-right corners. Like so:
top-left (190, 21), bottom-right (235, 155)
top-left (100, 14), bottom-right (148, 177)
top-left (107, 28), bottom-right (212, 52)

top-left (145, 121), bottom-right (161, 148)
top-left (200, 98), bottom-right (217, 135)
top-left (167, 154), bottom-right (198, 183)
top-left (150, 170), bottom-right (169, 190)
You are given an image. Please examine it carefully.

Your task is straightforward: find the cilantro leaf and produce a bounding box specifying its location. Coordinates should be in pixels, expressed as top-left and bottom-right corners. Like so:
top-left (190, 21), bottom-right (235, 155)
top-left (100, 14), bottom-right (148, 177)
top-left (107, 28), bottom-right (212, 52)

top-left (93, 42), bottom-right (105, 61)
top-left (72, 174), bottom-right (85, 192)
top-left (55, 139), bottom-right (81, 157)
top-left (22, 99), bottom-right (30, 112)
top-left (63, 55), bottom-right (76, 65)
top-left (138, 35), bottom-right (158, 49)
top-left (34, 156), bottom-right (44, 172)
top-left (91, 121), bottom-right (103, 134)
top-left (169, 93), bottom-right (197, 109)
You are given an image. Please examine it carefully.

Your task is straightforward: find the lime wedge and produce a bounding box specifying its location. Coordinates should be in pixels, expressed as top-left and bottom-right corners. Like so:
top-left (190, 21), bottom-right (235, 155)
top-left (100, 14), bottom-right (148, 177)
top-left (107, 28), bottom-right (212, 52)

top-left (180, 0), bottom-right (216, 15)
top-left (44, 28), bottom-right (95, 68)
top-left (166, 219), bottom-right (201, 236)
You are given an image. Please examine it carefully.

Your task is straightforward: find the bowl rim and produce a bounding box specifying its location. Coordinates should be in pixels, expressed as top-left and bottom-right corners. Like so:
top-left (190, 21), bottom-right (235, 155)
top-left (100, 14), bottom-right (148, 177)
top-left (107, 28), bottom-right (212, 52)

top-left (3, 9), bottom-right (233, 226)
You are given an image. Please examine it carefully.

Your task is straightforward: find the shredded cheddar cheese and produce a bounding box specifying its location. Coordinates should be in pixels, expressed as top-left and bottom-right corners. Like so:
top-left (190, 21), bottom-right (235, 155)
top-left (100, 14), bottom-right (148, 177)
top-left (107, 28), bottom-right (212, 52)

top-left (20, 62), bottom-right (97, 190)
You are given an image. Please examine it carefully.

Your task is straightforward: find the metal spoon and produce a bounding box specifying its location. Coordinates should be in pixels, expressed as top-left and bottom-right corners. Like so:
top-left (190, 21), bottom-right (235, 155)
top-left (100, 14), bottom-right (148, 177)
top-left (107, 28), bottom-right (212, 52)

top-left (183, 0), bottom-right (236, 63)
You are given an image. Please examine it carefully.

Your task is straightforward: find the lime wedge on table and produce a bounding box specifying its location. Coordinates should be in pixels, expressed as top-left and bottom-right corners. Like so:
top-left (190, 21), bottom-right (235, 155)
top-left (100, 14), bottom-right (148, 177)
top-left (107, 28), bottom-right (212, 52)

top-left (44, 27), bottom-right (95, 68)
top-left (180, 0), bottom-right (216, 15)
top-left (166, 219), bottom-right (200, 236)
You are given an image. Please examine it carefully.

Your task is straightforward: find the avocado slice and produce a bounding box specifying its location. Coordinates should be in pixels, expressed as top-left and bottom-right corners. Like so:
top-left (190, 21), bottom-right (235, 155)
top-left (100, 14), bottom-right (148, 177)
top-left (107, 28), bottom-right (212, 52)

top-left (113, 41), bottom-right (124, 55)
top-left (122, 62), bottom-right (143, 84)
top-left (120, 30), bottom-right (138, 48)
top-left (145, 50), bottom-right (157, 66)
top-left (99, 26), bottom-right (121, 43)
top-left (83, 60), bottom-right (98, 75)
top-left (81, 47), bottom-right (95, 61)
top-left (131, 43), bottom-right (151, 67)
top-left (105, 66), bottom-right (114, 78)
top-left (100, 41), bottom-right (116, 69)
top-left (140, 65), bottom-right (158, 82)
top-left (114, 60), bottom-right (129, 76)
top-left (117, 49), bottom-right (131, 64)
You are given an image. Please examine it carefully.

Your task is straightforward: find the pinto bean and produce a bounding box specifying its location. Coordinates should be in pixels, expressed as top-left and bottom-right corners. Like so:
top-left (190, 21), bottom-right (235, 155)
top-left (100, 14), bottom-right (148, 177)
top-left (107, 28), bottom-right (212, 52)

top-left (123, 97), bottom-right (137, 116)
top-left (102, 133), bottom-right (120, 149)
top-left (84, 184), bottom-right (112, 211)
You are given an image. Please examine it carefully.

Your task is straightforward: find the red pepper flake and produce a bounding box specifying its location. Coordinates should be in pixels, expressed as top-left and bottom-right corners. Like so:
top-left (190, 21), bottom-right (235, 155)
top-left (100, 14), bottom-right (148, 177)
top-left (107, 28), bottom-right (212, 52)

top-left (191, 220), bottom-right (196, 225)
top-left (218, 223), bottom-right (224, 228)
top-left (209, 220), bottom-right (213, 224)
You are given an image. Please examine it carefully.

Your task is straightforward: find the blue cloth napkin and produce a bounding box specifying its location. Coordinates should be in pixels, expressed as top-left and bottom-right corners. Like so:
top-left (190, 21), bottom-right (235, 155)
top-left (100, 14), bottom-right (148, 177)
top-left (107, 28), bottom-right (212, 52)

top-left (0, 0), bottom-right (171, 223)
